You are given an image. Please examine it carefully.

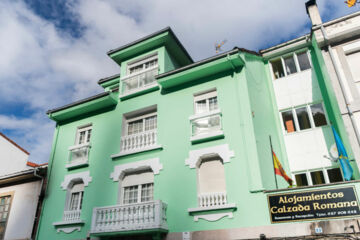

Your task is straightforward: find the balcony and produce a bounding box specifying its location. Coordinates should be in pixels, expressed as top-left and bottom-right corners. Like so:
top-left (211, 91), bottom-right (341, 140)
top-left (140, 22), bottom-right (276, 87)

top-left (90, 200), bottom-right (168, 235)
top-left (66, 143), bottom-right (91, 169)
top-left (120, 66), bottom-right (158, 98)
top-left (189, 109), bottom-right (224, 143)
top-left (63, 210), bottom-right (81, 222)
top-left (198, 192), bottom-right (227, 208)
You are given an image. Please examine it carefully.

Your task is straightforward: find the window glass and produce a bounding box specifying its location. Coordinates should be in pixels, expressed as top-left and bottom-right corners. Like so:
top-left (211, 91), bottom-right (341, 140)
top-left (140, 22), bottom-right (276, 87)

top-left (195, 100), bottom-right (207, 114)
top-left (327, 168), bottom-right (343, 183)
top-left (296, 107), bottom-right (311, 130)
top-left (297, 52), bottom-right (311, 71)
top-left (128, 119), bottom-right (143, 135)
top-left (271, 59), bottom-right (285, 79)
top-left (311, 171), bottom-right (325, 185)
top-left (144, 116), bottom-right (157, 131)
top-left (208, 97), bottom-right (218, 111)
top-left (76, 126), bottom-right (91, 145)
top-left (140, 183), bottom-right (154, 202)
top-left (295, 173), bottom-right (308, 186)
top-left (310, 103), bottom-right (327, 127)
top-left (123, 186), bottom-right (138, 204)
top-left (284, 55), bottom-right (297, 75)
top-left (281, 110), bottom-right (296, 133)
top-left (0, 195), bottom-right (11, 239)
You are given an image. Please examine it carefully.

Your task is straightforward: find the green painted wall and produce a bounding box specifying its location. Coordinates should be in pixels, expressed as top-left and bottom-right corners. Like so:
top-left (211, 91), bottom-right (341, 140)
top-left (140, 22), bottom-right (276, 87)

top-left (37, 40), bottom-right (360, 240)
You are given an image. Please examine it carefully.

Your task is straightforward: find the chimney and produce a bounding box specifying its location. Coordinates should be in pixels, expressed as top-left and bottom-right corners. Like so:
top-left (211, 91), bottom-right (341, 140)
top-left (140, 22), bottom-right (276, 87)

top-left (305, 0), bottom-right (322, 26)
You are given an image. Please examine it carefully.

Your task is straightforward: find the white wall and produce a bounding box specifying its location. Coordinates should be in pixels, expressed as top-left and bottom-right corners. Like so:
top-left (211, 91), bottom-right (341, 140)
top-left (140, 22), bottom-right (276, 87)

top-left (272, 68), bottom-right (335, 173)
top-left (0, 180), bottom-right (41, 240)
top-left (0, 134), bottom-right (30, 176)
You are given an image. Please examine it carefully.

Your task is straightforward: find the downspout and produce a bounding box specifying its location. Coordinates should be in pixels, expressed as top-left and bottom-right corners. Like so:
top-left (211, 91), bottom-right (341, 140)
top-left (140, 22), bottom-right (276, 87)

top-left (319, 25), bottom-right (360, 146)
top-left (35, 124), bottom-right (60, 240)
top-left (31, 167), bottom-right (44, 240)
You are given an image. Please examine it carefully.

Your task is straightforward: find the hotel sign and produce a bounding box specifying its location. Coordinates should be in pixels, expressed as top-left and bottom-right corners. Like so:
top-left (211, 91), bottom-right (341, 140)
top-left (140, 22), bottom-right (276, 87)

top-left (267, 186), bottom-right (360, 223)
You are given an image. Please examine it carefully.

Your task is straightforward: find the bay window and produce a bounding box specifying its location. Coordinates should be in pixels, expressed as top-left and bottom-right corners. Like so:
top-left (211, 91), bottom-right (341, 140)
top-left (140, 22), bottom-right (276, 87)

top-left (67, 125), bottom-right (92, 169)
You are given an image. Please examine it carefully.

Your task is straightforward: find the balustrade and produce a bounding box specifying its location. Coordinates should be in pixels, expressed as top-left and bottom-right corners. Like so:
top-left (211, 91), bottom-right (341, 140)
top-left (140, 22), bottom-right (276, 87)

top-left (120, 129), bottom-right (157, 153)
top-left (63, 210), bottom-right (81, 222)
top-left (91, 200), bottom-right (167, 234)
top-left (198, 192), bottom-right (227, 208)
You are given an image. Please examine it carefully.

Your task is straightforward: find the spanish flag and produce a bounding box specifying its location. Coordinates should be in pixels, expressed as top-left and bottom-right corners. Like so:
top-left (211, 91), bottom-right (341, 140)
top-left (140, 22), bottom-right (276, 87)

top-left (273, 151), bottom-right (293, 186)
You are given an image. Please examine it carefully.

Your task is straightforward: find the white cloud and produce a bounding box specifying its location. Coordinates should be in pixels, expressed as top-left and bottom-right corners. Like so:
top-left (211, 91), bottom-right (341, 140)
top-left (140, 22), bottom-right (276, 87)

top-left (0, 0), bottom-right (358, 163)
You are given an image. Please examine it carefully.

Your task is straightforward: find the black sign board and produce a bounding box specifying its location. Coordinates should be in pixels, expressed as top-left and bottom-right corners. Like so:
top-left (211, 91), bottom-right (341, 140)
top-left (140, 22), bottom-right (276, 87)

top-left (267, 186), bottom-right (360, 223)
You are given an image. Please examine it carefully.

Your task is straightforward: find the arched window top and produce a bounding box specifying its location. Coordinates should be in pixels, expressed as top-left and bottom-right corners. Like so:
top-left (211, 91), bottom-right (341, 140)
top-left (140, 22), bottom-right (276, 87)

top-left (61, 171), bottom-right (92, 190)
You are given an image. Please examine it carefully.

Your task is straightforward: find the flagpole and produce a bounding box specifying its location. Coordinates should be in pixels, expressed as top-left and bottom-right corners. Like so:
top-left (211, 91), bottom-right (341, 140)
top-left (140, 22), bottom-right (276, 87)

top-left (269, 135), bottom-right (278, 189)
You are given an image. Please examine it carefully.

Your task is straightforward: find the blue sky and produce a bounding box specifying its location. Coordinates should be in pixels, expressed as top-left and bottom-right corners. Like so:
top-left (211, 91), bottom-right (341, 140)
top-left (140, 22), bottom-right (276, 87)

top-left (0, 0), bottom-right (359, 163)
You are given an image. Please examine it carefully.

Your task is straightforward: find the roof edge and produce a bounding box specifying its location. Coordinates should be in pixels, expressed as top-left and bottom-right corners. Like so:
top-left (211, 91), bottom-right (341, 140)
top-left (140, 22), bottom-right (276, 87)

top-left (107, 27), bottom-right (194, 63)
top-left (46, 92), bottom-right (110, 115)
top-left (0, 132), bottom-right (29, 155)
top-left (98, 73), bottom-right (120, 84)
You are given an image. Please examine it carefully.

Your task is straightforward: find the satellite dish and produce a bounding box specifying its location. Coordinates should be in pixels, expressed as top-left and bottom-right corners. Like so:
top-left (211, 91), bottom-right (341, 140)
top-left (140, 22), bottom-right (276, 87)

top-left (330, 143), bottom-right (339, 159)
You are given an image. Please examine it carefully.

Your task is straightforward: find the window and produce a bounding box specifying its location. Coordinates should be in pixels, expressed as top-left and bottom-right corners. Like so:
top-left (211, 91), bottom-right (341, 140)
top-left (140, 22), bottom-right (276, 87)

top-left (280, 103), bottom-right (328, 133)
top-left (75, 125), bottom-right (92, 145)
top-left (194, 89), bottom-right (218, 114)
top-left (120, 106), bottom-right (160, 154)
top-left (121, 55), bottom-right (158, 95)
top-left (190, 89), bottom-right (222, 139)
top-left (121, 171), bottom-right (154, 205)
top-left (68, 183), bottom-right (84, 211)
top-left (297, 52), bottom-right (311, 71)
top-left (271, 59), bottom-right (285, 79)
top-left (346, 51), bottom-right (360, 95)
top-left (127, 114), bottom-right (157, 136)
top-left (284, 55), bottom-right (297, 75)
top-left (270, 51), bottom-right (311, 79)
top-left (294, 168), bottom-right (343, 187)
top-left (0, 195), bottom-right (12, 240)
top-left (197, 155), bottom-right (227, 207)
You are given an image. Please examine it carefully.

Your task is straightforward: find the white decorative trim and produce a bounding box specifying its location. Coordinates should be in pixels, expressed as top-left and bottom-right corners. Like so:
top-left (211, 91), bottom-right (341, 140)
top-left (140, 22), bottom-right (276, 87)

top-left (185, 144), bottom-right (234, 168)
top-left (56, 226), bottom-right (81, 233)
top-left (61, 171), bottom-right (92, 190)
top-left (188, 109), bottom-right (221, 121)
top-left (194, 212), bottom-right (233, 222)
top-left (110, 158), bottom-right (163, 181)
top-left (68, 142), bottom-right (91, 151)
top-left (65, 160), bottom-right (89, 169)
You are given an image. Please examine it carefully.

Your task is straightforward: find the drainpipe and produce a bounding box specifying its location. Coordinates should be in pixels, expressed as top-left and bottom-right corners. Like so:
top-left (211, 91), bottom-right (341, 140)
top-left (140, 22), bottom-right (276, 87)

top-left (319, 25), bottom-right (360, 147)
top-left (306, 0), bottom-right (360, 147)
top-left (31, 167), bottom-right (44, 240)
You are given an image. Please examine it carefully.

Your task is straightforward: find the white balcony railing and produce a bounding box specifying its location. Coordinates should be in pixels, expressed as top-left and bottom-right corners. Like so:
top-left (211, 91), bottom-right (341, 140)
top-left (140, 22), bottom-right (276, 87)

top-left (191, 111), bottom-right (222, 137)
top-left (67, 143), bottom-right (91, 167)
top-left (63, 210), bottom-right (81, 222)
top-left (90, 200), bottom-right (168, 234)
top-left (198, 192), bottom-right (227, 208)
top-left (121, 66), bottom-right (158, 95)
top-left (120, 129), bottom-right (157, 154)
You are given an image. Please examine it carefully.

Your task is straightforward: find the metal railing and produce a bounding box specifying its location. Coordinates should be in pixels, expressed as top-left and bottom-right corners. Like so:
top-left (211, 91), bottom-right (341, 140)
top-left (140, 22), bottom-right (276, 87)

top-left (191, 112), bottom-right (222, 137)
top-left (121, 66), bottom-right (158, 95)
top-left (91, 200), bottom-right (168, 234)
top-left (68, 144), bottom-right (90, 164)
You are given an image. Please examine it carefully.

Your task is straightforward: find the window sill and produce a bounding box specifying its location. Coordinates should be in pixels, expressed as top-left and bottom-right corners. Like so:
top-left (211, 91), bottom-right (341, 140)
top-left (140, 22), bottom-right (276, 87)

top-left (188, 203), bottom-right (236, 214)
top-left (191, 131), bottom-right (224, 144)
top-left (53, 220), bottom-right (85, 227)
top-left (66, 160), bottom-right (89, 170)
top-left (111, 145), bottom-right (163, 159)
top-left (119, 84), bottom-right (159, 100)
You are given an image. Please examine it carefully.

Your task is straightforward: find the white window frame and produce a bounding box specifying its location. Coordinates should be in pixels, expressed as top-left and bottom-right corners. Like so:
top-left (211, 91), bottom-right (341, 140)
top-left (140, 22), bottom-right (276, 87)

top-left (293, 167), bottom-right (344, 187)
top-left (67, 183), bottom-right (84, 211)
top-left (75, 124), bottom-right (92, 145)
top-left (120, 170), bottom-right (154, 205)
top-left (193, 89), bottom-right (218, 114)
top-left (126, 54), bottom-right (158, 76)
top-left (270, 49), bottom-right (312, 80)
top-left (280, 102), bottom-right (329, 134)
top-left (125, 112), bottom-right (157, 136)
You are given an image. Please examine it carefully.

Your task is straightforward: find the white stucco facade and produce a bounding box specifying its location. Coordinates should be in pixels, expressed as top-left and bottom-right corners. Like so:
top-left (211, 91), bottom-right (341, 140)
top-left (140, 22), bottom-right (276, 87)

top-left (0, 181), bottom-right (42, 240)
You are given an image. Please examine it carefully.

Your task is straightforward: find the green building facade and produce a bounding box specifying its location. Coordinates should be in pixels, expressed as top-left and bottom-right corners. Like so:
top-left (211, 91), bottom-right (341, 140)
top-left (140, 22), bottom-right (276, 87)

top-left (37, 21), bottom-right (360, 240)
